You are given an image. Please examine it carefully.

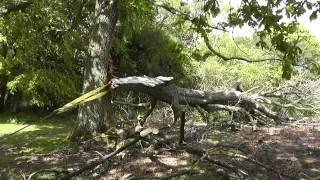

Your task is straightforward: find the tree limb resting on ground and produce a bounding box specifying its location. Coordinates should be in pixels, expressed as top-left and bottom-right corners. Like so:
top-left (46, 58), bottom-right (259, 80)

top-left (60, 135), bottom-right (141, 179)
top-left (111, 76), bottom-right (290, 124)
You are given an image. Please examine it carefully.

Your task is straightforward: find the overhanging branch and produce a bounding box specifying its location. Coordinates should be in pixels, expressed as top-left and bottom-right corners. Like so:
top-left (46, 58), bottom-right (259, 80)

top-left (153, 0), bottom-right (284, 63)
top-left (201, 32), bottom-right (283, 63)
top-left (151, 0), bottom-right (226, 32)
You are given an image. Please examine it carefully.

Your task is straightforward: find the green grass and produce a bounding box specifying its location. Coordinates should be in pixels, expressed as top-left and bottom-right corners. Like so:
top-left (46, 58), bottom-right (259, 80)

top-left (0, 123), bottom-right (40, 135)
top-left (0, 113), bottom-right (75, 169)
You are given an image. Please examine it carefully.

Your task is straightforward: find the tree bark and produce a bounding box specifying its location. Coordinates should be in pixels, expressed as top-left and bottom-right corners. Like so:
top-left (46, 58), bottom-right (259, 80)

top-left (72, 0), bottom-right (118, 140)
top-left (0, 87), bottom-right (5, 112)
top-left (0, 44), bottom-right (8, 112)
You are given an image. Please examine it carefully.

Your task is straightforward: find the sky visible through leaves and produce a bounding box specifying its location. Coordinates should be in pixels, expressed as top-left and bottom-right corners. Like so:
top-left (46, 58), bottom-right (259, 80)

top-left (184, 0), bottom-right (320, 40)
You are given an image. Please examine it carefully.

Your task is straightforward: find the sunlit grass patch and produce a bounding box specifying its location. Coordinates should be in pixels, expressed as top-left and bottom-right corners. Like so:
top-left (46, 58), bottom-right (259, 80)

top-left (0, 123), bottom-right (40, 136)
top-left (0, 113), bottom-right (78, 179)
top-left (0, 122), bottom-right (73, 153)
top-left (0, 113), bottom-right (75, 170)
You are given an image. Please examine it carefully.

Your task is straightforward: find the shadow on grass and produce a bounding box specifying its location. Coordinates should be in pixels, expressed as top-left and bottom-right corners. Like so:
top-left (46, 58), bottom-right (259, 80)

top-left (0, 112), bottom-right (76, 126)
top-left (0, 113), bottom-right (77, 178)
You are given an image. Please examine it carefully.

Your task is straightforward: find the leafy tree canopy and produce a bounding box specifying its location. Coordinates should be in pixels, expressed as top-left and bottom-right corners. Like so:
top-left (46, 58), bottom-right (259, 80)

top-left (0, 0), bottom-right (319, 108)
top-left (155, 0), bottom-right (320, 78)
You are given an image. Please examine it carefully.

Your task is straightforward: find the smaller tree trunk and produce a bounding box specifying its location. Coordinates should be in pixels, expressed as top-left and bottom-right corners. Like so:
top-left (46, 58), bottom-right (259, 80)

top-left (179, 111), bottom-right (186, 144)
top-left (0, 84), bottom-right (6, 112)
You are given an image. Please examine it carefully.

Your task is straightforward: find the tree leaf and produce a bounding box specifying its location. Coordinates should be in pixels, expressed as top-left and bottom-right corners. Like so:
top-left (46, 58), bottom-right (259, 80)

top-left (310, 11), bottom-right (317, 21)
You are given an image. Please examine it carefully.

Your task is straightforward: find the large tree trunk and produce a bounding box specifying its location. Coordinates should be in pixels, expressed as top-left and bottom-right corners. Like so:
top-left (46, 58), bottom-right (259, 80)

top-left (72, 0), bottom-right (118, 140)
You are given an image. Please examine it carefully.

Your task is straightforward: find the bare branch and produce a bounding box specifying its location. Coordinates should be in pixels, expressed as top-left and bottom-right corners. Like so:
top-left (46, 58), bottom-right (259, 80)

top-left (151, 1), bottom-right (226, 32)
top-left (201, 32), bottom-right (282, 63)
top-left (112, 100), bottom-right (150, 107)
top-left (195, 105), bottom-right (209, 123)
top-left (203, 104), bottom-right (253, 122)
top-left (140, 99), bottom-right (157, 125)
top-left (60, 135), bottom-right (141, 179)
top-left (181, 145), bottom-right (249, 178)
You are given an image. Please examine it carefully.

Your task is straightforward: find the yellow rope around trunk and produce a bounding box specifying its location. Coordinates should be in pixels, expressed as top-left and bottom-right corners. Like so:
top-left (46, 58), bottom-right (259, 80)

top-left (53, 81), bottom-right (113, 115)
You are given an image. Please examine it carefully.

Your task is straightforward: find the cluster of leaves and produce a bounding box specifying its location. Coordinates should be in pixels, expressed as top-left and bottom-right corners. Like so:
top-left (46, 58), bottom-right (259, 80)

top-left (0, 0), bottom-right (197, 109)
top-left (196, 29), bottom-right (320, 120)
top-left (196, 34), bottom-right (282, 91)
top-left (113, 26), bottom-right (195, 86)
top-left (113, 0), bottom-right (196, 86)
top-left (167, 0), bottom-right (320, 79)
top-left (226, 0), bottom-right (320, 78)
top-left (0, 0), bottom-right (319, 113)
top-left (0, 0), bottom-right (92, 107)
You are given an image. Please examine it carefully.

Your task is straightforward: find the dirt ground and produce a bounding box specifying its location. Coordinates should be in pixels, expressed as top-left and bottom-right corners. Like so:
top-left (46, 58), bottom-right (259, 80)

top-left (1, 123), bottom-right (320, 179)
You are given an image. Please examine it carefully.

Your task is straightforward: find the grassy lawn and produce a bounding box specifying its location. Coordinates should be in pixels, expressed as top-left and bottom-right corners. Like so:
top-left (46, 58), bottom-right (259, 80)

top-left (0, 112), bottom-right (75, 175)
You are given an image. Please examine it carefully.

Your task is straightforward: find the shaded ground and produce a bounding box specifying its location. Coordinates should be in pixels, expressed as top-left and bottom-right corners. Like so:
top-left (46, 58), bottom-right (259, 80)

top-left (0, 113), bottom-right (320, 179)
top-left (0, 113), bottom-right (75, 178)
top-left (100, 124), bottom-right (320, 180)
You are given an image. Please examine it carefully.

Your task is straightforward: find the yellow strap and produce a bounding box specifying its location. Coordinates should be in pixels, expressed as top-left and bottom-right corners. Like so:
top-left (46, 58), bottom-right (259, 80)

top-left (55, 81), bottom-right (113, 113)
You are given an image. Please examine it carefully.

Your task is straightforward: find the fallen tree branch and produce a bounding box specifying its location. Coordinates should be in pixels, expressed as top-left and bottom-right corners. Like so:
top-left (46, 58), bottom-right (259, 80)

top-left (112, 100), bottom-right (151, 107)
top-left (141, 99), bottom-right (157, 125)
top-left (272, 101), bottom-right (320, 112)
top-left (0, 76), bottom-right (291, 143)
top-left (26, 169), bottom-right (62, 180)
top-left (210, 148), bottom-right (296, 179)
top-left (203, 104), bottom-right (253, 122)
top-left (113, 77), bottom-right (289, 123)
top-left (60, 135), bottom-right (141, 179)
top-left (195, 105), bottom-right (209, 123)
top-left (180, 145), bottom-right (248, 178)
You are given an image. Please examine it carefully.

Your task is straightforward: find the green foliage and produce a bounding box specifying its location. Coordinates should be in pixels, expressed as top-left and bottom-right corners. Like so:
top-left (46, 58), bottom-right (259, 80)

top-left (195, 34), bottom-right (282, 90)
top-left (113, 26), bottom-right (196, 86)
top-left (196, 31), bottom-right (320, 120)
top-left (118, 0), bottom-right (155, 39)
top-left (287, 27), bottom-right (320, 75)
top-left (0, 0), bottom-right (90, 107)
top-left (0, 113), bottom-right (74, 178)
top-left (183, 0), bottom-right (320, 79)
top-left (114, 1), bottom-right (196, 85)
top-left (197, 58), bottom-right (282, 91)
top-left (0, 0), bottom-right (319, 111)
top-left (7, 69), bottom-right (79, 106)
